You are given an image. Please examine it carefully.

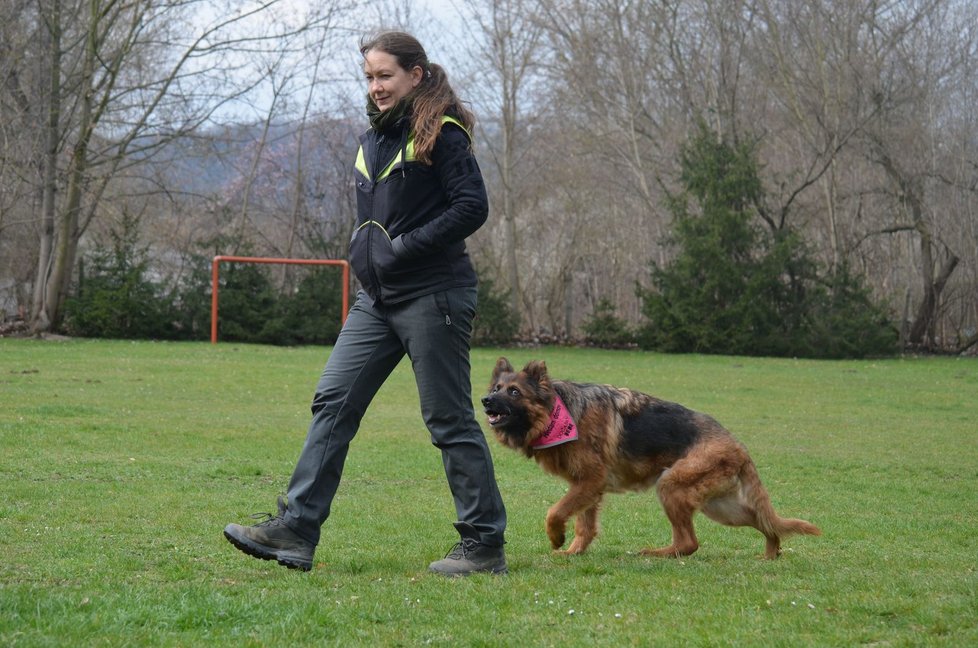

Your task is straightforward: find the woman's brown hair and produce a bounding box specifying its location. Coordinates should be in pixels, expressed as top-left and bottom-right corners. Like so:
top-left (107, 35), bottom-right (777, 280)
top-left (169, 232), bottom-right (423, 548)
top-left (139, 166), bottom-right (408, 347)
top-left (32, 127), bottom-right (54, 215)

top-left (359, 31), bottom-right (475, 164)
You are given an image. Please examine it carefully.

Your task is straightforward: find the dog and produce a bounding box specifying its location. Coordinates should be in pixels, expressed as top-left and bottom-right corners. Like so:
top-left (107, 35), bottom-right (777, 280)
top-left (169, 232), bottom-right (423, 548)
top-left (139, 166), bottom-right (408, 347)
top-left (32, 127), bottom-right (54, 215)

top-left (482, 358), bottom-right (820, 558)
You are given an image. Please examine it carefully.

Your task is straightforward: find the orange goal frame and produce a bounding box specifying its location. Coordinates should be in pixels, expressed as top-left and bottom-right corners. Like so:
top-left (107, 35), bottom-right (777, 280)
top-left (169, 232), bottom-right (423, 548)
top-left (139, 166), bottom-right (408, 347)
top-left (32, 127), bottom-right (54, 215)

top-left (210, 255), bottom-right (350, 344)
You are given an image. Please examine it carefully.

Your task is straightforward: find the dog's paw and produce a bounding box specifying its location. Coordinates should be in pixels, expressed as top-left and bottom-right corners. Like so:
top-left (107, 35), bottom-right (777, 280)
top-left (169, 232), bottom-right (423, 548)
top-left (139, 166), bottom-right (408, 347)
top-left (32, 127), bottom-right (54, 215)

top-left (555, 544), bottom-right (587, 556)
top-left (640, 543), bottom-right (697, 558)
top-left (545, 519), bottom-right (566, 550)
top-left (547, 528), bottom-right (566, 549)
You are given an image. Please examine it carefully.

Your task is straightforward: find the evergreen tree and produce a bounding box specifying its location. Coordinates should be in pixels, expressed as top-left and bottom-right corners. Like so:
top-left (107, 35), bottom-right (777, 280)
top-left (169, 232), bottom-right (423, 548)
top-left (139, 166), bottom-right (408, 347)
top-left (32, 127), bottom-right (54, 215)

top-left (64, 214), bottom-right (176, 339)
top-left (637, 123), bottom-right (896, 358)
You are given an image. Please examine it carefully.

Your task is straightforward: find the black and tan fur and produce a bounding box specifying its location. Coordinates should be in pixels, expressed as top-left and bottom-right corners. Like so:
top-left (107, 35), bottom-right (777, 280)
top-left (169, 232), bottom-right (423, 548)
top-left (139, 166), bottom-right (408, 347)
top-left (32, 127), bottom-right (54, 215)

top-left (483, 358), bottom-right (820, 558)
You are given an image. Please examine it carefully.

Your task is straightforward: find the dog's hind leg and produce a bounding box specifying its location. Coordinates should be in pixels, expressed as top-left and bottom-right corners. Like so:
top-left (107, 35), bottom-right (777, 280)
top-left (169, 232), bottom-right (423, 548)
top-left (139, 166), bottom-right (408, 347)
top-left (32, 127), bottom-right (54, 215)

top-left (640, 447), bottom-right (735, 558)
top-left (641, 476), bottom-right (700, 558)
top-left (732, 459), bottom-right (821, 558)
top-left (701, 492), bottom-right (782, 558)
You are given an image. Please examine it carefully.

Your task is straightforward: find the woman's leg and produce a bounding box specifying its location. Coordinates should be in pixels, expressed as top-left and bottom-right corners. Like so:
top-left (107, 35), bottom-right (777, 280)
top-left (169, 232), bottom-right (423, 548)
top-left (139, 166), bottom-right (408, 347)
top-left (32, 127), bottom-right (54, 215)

top-left (283, 292), bottom-right (405, 545)
top-left (390, 287), bottom-right (507, 547)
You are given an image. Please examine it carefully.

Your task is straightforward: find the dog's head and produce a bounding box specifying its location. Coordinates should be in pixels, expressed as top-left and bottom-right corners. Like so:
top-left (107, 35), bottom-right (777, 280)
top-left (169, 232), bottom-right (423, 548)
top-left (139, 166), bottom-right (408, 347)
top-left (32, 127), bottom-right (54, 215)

top-left (482, 357), bottom-right (555, 453)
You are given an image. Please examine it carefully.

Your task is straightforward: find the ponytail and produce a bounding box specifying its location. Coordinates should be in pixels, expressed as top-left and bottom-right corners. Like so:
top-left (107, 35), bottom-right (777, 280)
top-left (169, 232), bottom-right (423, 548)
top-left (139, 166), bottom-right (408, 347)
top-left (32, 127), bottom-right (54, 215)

top-left (411, 63), bottom-right (475, 164)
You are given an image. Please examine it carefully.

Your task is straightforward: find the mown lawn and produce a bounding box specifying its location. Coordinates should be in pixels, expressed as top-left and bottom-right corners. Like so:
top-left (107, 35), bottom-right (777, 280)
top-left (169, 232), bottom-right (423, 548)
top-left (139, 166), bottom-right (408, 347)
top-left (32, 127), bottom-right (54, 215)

top-left (1, 339), bottom-right (976, 646)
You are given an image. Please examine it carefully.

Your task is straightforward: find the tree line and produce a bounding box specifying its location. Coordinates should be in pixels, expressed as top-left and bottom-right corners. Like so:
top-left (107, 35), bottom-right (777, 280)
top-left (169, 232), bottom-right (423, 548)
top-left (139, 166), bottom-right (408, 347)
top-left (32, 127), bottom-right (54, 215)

top-left (2, 0), bottom-right (976, 355)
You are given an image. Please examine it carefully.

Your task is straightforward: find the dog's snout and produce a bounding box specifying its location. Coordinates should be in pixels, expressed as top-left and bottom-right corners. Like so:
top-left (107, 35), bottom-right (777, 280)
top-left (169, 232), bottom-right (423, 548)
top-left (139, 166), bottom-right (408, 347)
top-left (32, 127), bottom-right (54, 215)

top-left (481, 396), bottom-right (491, 407)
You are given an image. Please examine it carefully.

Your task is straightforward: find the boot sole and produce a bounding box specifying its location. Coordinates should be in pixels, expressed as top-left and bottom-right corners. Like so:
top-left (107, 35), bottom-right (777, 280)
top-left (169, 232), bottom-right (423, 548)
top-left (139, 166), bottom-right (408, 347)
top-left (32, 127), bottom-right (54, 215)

top-left (428, 563), bottom-right (508, 577)
top-left (223, 526), bottom-right (312, 572)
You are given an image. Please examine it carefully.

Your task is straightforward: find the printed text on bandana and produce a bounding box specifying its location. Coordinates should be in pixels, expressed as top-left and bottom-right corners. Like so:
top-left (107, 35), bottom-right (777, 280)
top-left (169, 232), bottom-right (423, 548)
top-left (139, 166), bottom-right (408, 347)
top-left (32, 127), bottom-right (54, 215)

top-left (531, 395), bottom-right (579, 449)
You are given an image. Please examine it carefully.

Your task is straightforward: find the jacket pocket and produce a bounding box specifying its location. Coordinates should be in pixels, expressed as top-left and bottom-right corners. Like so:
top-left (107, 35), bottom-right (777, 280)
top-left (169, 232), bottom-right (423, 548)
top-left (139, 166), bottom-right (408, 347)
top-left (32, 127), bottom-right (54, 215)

top-left (363, 221), bottom-right (401, 281)
top-left (349, 220), bottom-right (394, 288)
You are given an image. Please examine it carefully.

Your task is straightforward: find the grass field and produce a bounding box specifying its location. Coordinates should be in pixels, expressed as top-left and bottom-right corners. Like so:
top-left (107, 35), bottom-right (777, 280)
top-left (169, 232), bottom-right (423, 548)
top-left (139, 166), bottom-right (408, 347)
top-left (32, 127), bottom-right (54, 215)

top-left (1, 338), bottom-right (976, 646)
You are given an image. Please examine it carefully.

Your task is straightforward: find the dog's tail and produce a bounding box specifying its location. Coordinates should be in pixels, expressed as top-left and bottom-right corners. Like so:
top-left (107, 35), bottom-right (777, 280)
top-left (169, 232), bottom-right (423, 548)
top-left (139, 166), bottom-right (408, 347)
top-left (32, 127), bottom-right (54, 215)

top-left (739, 459), bottom-right (820, 553)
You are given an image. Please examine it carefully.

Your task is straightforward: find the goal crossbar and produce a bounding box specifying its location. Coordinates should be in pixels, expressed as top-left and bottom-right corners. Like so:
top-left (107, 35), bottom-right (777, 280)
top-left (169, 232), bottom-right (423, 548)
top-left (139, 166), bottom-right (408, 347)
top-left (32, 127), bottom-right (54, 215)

top-left (210, 255), bottom-right (350, 344)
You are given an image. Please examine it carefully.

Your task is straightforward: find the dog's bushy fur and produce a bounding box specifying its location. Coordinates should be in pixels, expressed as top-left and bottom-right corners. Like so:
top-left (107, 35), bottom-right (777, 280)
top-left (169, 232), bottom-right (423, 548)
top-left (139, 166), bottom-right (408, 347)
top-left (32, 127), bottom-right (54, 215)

top-left (483, 358), bottom-right (820, 558)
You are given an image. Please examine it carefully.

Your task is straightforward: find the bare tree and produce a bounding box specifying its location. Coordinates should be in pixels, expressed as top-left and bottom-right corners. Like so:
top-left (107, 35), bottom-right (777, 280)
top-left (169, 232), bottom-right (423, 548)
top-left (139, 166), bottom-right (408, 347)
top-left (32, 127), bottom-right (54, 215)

top-left (18, 0), bottom-right (341, 333)
top-left (833, 0), bottom-right (977, 348)
top-left (466, 0), bottom-right (545, 323)
top-left (526, 0), bottom-right (693, 333)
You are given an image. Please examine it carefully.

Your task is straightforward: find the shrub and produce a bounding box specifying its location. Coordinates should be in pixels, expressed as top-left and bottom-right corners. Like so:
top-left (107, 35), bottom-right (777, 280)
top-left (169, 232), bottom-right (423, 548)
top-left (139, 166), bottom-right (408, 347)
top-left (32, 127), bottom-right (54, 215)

top-left (168, 252), bottom-right (213, 341)
top-left (275, 267), bottom-right (345, 345)
top-left (582, 298), bottom-right (635, 347)
top-left (65, 223), bottom-right (350, 346)
top-left (804, 264), bottom-right (899, 358)
top-left (64, 215), bottom-right (177, 339)
top-left (472, 276), bottom-right (519, 346)
top-left (210, 261), bottom-right (280, 344)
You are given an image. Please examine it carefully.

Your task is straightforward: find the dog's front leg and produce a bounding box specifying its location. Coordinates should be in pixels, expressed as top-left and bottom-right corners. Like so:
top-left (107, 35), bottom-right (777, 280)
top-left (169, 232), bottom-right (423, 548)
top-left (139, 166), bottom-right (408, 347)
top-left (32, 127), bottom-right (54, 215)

top-left (546, 482), bottom-right (603, 554)
top-left (563, 501), bottom-right (601, 554)
top-left (544, 503), bottom-right (568, 550)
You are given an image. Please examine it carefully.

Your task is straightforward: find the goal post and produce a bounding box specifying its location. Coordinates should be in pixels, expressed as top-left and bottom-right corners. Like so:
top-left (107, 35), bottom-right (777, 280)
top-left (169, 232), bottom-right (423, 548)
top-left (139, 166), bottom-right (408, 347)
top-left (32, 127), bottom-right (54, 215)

top-left (210, 255), bottom-right (350, 344)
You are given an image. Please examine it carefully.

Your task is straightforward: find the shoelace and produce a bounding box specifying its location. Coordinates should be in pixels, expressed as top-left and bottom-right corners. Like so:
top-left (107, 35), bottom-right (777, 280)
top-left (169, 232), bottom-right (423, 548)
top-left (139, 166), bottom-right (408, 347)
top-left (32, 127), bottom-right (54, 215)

top-left (444, 538), bottom-right (480, 559)
top-left (249, 511), bottom-right (285, 527)
top-left (249, 496), bottom-right (289, 527)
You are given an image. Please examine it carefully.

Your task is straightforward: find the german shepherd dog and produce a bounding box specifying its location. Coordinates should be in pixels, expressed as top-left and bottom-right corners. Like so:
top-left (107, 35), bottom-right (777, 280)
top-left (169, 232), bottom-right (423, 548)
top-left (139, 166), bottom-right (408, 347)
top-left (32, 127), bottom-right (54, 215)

top-left (483, 358), bottom-right (820, 558)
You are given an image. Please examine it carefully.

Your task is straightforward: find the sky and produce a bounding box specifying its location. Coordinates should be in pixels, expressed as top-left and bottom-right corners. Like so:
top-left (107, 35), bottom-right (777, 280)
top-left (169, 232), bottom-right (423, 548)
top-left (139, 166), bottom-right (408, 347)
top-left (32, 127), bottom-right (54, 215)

top-left (390, 0), bottom-right (470, 56)
top-left (186, 0), bottom-right (476, 122)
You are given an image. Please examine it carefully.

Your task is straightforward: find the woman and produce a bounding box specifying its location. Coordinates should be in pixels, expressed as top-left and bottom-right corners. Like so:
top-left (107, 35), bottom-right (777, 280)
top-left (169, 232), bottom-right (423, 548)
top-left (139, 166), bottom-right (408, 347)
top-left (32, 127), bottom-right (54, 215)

top-left (223, 31), bottom-right (507, 576)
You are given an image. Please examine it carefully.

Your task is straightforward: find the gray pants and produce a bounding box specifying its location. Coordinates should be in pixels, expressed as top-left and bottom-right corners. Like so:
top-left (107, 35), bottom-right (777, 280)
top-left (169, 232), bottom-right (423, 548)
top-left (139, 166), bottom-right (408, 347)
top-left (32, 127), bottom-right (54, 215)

top-left (282, 288), bottom-right (506, 547)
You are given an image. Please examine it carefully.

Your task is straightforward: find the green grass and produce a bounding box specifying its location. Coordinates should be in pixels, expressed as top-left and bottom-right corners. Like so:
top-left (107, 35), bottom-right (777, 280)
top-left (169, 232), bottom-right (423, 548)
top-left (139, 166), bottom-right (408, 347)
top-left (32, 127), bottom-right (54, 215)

top-left (1, 339), bottom-right (976, 646)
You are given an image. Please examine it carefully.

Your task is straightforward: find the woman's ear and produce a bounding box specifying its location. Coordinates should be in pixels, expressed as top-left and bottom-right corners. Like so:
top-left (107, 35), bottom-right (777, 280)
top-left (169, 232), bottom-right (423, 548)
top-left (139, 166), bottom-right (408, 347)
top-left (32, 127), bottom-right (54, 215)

top-left (410, 65), bottom-right (423, 88)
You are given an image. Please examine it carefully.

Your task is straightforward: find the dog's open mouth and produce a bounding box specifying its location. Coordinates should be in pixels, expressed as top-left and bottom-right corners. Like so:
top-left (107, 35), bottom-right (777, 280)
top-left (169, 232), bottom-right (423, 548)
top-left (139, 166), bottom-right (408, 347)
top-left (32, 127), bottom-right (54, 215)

top-left (484, 407), bottom-right (509, 427)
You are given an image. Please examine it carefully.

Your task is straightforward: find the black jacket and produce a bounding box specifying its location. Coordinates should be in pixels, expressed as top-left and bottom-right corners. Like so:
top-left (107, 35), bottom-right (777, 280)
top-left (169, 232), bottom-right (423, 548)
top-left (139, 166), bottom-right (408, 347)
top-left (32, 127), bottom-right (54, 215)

top-left (349, 115), bottom-right (489, 304)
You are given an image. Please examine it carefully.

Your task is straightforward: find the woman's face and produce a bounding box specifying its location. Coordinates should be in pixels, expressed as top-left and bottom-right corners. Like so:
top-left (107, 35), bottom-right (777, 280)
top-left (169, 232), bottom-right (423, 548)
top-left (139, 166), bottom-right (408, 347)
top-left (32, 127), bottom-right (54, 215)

top-left (363, 49), bottom-right (422, 112)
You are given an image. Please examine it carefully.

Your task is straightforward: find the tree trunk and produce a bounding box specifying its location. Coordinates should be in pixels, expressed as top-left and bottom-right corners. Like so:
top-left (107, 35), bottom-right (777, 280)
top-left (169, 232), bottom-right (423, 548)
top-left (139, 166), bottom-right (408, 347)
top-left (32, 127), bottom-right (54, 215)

top-left (908, 251), bottom-right (959, 349)
top-left (37, 0), bottom-right (98, 332)
top-left (501, 118), bottom-right (521, 321)
top-left (497, 10), bottom-right (522, 324)
top-left (31, 0), bottom-right (61, 333)
top-left (874, 142), bottom-right (960, 351)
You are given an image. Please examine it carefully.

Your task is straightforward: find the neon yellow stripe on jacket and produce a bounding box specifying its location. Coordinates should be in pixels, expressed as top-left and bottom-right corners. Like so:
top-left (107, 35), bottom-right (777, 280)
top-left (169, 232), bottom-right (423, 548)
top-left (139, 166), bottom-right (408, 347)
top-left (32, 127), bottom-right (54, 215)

top-left (355, 116), bottom-right (468, 183)
top-left (354, 219), bottom-right (391, 240)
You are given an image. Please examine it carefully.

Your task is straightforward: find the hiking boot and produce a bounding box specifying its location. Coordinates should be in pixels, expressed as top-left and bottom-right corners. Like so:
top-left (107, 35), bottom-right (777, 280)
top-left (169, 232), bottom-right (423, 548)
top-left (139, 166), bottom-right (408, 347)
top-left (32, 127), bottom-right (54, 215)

top-left (223, 496), bottom-right (315, 571)
top-left (428, 522), bottom-right (507, 576)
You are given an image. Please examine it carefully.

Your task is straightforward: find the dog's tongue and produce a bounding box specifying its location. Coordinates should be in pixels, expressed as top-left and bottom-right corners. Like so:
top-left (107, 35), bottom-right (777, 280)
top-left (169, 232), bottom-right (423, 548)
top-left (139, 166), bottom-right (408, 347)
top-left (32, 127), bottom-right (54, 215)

top-left (487, 413), bottom-right (501, 425)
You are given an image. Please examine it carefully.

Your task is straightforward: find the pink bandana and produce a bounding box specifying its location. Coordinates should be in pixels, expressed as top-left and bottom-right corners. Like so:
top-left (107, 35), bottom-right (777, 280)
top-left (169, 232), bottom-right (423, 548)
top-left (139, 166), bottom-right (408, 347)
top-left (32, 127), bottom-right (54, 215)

top-left (531, 395), bottom-right (579, 449)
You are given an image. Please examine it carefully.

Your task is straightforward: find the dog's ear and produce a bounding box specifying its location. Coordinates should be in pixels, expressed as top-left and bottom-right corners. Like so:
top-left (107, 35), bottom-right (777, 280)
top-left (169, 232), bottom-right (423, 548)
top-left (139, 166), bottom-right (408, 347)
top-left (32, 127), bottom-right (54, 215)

top-left (522, 360), bottom-right (550, 388)
top-left (490, 357), bottom-right (514, 385)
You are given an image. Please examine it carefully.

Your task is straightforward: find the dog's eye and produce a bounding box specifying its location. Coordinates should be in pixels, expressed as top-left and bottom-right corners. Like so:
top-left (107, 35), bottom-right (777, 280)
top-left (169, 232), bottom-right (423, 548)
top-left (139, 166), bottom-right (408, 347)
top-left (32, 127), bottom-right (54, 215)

top-left (508, 387), bottom-right (521, 397)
